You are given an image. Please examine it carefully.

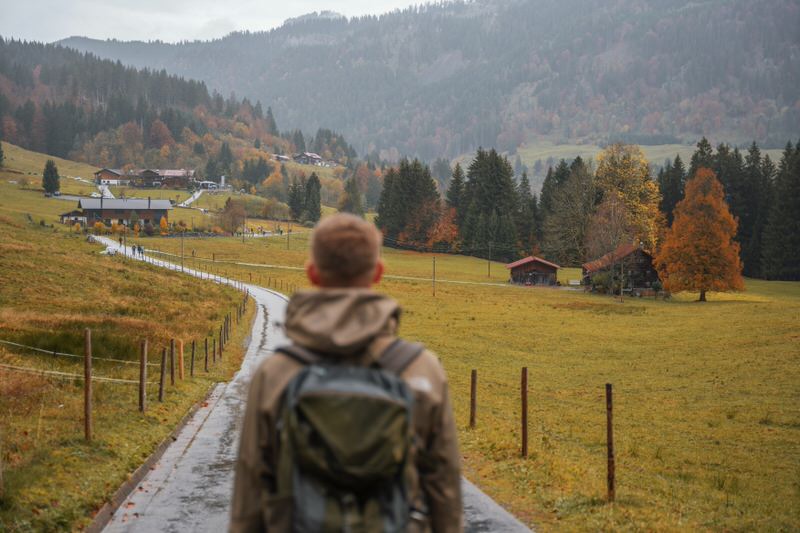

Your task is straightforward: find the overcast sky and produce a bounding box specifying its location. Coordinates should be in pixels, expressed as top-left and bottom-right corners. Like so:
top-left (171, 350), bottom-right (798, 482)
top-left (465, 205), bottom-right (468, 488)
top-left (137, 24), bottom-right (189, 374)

top-left (0, 1), bottom-right (419, 43)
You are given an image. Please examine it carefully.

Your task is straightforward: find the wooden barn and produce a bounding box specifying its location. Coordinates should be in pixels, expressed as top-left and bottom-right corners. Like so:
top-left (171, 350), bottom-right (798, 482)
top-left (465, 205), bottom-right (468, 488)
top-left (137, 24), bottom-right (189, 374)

top-left (582, 243), bottom-right (660, 289)
top-left (506, 256), bottom-right (561, 285)
top-left (78, 198), bottom-right (172, 226)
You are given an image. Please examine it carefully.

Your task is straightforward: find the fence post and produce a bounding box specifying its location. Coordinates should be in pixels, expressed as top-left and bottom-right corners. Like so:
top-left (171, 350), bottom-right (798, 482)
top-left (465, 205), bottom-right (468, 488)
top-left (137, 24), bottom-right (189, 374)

top-left (190, 340), bottom-right (195, 378)
top-left (139, 339), bottom-right (147, 413)
top-left (521, 367), bottom-right (528, 458)
top-left (212, 337), bottom-right (216, 363)
top-left (158, 348), bottom-right (166, 402)
top-left (469, 369), bottom-right (477, 428)
top-left (84, 328), bottom-right (92, 442)
top-left (169, 339), bottom-right (175, 386)
top-left (204, 338), bottom-right (209, 371)
top-left (219, 326), bottom-right (223, 360)
top-left (178, 339), bottom-right (185, 380)
top-left (606, 383), bottom-right (615, 502)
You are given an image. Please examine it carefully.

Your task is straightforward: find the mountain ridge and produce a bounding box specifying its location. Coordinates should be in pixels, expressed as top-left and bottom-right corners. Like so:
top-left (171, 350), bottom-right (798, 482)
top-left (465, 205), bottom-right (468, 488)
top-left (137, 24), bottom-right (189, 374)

top-left (58, 0), bottom-right (800, 160)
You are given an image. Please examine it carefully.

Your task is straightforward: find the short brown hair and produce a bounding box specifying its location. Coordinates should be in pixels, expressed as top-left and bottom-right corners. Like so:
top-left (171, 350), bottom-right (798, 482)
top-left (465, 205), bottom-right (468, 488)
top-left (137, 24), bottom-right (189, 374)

top-left (311, 214), bottom-right (382, 286)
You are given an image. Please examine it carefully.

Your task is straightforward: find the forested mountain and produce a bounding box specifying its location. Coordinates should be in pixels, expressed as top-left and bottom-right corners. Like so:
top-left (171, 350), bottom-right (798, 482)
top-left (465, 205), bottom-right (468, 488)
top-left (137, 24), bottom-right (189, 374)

top-left (0, 38), bottom-right (365, 206)
top-left (59, 0), bottom-right (800, 160)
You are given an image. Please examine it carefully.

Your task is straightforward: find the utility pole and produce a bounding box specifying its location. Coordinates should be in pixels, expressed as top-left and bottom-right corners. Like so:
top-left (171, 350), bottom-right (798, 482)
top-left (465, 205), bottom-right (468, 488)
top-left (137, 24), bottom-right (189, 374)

top-left (487, 242), bottom-right (492, 278)
top-left (181, 228), bottom-right (184, 272)
top-left (432, 256), bottom-right (436, 297)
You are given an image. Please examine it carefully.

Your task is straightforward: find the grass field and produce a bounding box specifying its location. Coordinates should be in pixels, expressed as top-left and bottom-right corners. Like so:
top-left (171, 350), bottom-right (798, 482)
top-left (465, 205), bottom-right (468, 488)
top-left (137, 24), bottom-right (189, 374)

top-left (516, 139), bottom-right (786, 170)
top-left (0, 179), bottom-right (254, 531)
top-left (147, 233), bottom-right (800, 531)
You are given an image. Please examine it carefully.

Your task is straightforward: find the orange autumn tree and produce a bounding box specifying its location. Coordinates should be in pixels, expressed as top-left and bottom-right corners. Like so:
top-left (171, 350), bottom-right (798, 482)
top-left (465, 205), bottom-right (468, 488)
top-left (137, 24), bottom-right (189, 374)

top-left (654, 168), bottom-right (743, 301)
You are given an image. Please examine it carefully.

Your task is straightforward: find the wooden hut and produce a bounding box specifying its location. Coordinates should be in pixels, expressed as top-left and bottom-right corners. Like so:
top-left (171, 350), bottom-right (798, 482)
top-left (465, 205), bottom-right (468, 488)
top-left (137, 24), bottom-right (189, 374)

top-left (582, 243), bottom-right (660, 290)
top-left (506, 256), bottom-right (560, 285)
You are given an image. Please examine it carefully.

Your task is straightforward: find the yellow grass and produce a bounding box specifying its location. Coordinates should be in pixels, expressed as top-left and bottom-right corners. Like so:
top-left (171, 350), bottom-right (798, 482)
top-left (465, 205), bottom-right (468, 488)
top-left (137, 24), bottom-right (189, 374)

top-left (0, 187), bottom-right (253, 530)
top-left (148, 234), bottom-right (800, 531)
top-left (516, 140), bottom-right (785, 172)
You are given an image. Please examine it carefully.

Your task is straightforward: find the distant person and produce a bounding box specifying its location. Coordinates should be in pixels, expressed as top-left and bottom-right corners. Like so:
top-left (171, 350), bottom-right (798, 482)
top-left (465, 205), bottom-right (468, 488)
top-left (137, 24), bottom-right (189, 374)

top-left (231, 214), bottom-right (463, 533)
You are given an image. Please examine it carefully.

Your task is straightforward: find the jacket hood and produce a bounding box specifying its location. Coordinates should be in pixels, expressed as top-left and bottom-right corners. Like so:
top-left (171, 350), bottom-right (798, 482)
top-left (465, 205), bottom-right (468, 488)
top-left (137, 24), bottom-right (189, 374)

top-left (284, 289), bottom-right (401, 357)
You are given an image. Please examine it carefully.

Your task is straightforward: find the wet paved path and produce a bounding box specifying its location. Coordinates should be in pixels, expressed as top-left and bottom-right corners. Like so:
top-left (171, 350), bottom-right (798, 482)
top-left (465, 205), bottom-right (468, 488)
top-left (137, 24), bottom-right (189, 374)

top-left (96, 238), bottom-right (531, 532)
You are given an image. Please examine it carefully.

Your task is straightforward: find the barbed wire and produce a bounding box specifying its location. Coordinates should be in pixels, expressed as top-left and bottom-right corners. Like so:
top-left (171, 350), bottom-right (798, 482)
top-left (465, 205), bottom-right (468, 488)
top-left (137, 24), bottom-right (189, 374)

top-left (0, 362), bottom-right (158, 385)
top-left (0, 339), bottom-right (159, 367)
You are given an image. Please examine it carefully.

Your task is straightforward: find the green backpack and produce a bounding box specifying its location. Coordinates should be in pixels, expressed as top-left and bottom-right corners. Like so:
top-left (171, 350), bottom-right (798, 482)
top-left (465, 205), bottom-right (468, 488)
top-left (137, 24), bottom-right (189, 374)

top-left (274, 339), bottom-right (424, 533)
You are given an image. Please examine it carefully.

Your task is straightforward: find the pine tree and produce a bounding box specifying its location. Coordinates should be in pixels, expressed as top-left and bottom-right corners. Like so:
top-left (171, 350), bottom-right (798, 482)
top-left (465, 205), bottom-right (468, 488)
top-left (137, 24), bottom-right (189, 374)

top-left (254, 138), bottom-right (261, 149)
top-left (542, 159), bottom-right (596, 264)
top-left (42, 159), bottom-right (60, 194)
top-left (265, 107), bottom-right (278, 135)
top-left (658, 154), bottom-right (686, 226)
top-left (303, 172), bottom-right (322, 223)
top-left (287, 178), bottom-right (306, 220)
top-left (0, 137), bottom-right (4, 168)
top-left (539, 166), bottom-right (557, 216)
top-left (654, 168), bottom-right (743, 301)
top-left (339, 176), bottom-right (365, 217)
top-left (515, 172), bottom-right (534, 255)
top-left (689, 137), bottom-right (714, 177)
top-left (761, 142), bottom-right (800, 280)
top-left (741, 142), bottom-right (767, 277)
top-left (446, 163), bottom-right (465, 217)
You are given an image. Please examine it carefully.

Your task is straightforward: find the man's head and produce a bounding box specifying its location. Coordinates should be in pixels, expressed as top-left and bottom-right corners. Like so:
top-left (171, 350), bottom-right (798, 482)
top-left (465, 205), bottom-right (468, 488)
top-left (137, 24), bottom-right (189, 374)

top-left (306, 213), bottom-right (384, 288)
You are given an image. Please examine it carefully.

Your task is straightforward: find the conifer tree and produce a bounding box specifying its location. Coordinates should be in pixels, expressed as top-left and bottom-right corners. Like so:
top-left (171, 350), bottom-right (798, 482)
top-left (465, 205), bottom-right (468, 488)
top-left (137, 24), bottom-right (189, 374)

top-left (339, 176), bottom-right (365, 217)
top-left (265, 107), bottom-right (278, 135)
top-left (303, 172), bottom-right (322, 223)
top-left (287, 178), bottom-right (306, 220)
top-left (514, 172), bottom-right (534, 254)
top-left (42, 159), bottom-right (60, 194)
top-left (655, 168), bottom-right (743, 301)
top-left (446, 163), bottom-right (465, 213)
top-left (741, 142), bottom-right (768, 276)
top-left (761, 142), bottom-right (800, 280)
top-left (542, 158), bottom-right (595, 264)
top-left (658, 154), bottom-right (686, 226)
top-left (689, 137), bottom-right (714, 177)
top-left (0, 134), bottom-right (4, 167)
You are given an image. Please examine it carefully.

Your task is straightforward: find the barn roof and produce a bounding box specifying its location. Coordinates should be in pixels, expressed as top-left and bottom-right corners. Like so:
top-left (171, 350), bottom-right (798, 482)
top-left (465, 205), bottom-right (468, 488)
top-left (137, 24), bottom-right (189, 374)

top-left (582, 243), bottom-right (647, 273)
top-left (94, 168), bottom-right (122, 176)
top-left (506, 256), bottom-right (561, 270)
top-left (78, 199), bottom-right (173, 211)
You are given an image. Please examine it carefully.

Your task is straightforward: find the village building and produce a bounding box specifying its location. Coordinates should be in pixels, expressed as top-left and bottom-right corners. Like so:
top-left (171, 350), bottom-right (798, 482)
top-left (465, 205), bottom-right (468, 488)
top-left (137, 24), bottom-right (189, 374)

top-left (506, 256), bottom-right (561, 285)
top-left (293, 152), bottom-right (324, 166)
top-left (59, 210), bottom-right (87, 226)
top-left (77, 198), bottom-right (172, 226)
top-left (94, 168), bottom-right (132, 186)
top-left (274, 154), bottom-right (291, 162)
top-left (582, 243), bottom-right (660, 290)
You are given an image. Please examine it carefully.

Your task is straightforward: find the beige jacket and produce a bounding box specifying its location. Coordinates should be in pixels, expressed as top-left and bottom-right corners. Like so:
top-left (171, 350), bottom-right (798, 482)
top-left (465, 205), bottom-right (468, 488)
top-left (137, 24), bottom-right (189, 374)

top-left (230, 289), bottom-right (463, 532)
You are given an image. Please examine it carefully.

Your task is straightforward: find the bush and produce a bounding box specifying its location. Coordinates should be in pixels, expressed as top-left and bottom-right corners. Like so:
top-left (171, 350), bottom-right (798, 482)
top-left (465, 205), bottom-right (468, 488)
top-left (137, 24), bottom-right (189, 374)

top-left (591, 272), bottom-right (613, 294)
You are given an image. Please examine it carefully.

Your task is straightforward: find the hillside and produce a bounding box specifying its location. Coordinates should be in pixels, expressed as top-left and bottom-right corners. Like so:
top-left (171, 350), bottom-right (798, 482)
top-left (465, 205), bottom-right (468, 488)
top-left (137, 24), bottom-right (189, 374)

top-left (59, 0), bottom-right (800, 160)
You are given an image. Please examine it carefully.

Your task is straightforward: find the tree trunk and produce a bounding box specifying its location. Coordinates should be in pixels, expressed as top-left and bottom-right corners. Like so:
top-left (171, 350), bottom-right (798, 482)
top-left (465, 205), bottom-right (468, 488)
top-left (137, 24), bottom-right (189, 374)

top-left (699, 289), bottom-right (707, 302)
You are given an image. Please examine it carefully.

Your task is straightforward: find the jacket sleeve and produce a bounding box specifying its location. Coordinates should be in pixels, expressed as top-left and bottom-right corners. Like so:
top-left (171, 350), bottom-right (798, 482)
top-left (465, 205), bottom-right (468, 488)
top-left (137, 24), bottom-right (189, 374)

top-left (422, 378), bottom-right (464, 533)
top-left (229, 367), bottom-right (272, 533)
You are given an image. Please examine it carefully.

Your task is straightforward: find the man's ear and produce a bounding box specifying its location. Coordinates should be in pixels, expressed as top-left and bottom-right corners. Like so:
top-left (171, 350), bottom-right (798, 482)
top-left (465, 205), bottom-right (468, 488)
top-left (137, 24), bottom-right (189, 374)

top-left (306, 261), bottom-right (323, 287)
top-left (371, 259), bottom-right (385, 285)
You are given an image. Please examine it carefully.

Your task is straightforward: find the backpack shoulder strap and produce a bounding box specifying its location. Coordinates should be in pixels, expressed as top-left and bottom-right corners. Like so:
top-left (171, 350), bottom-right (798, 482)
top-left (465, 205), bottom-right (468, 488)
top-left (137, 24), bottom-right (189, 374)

top-left (378, 339), bottom-right (425, 375)
top-left (275, 344), bottom-right (322, 365)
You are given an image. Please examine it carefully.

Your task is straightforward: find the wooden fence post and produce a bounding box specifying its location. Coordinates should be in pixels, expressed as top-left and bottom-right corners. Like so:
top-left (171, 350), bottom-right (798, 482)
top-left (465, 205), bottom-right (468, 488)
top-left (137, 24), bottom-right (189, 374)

top-left (178, 339), bottom-right (185, 380)
top-left (158, 348), bottom-right (166, 402)
top-left (190, 340), bottom-right (195, 378)
top-left (521, 367), bottom-right (528, 457)
top-left (469, 369), bottom-right (477, 428)
top-left (219, 326), bottom-right (223, 360)
top-left (606, 383), bottom-right (615, 502)
top-left (212, 337), bottom-right (216, 363)
top-left (204, 338), bottom-right (209, 371)
top-left (139, 339), bottom-right (147, 413)
top-left (169, 339), bottom-right (175, 386)
top-left (84, 328), bottom-right (92, 442)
